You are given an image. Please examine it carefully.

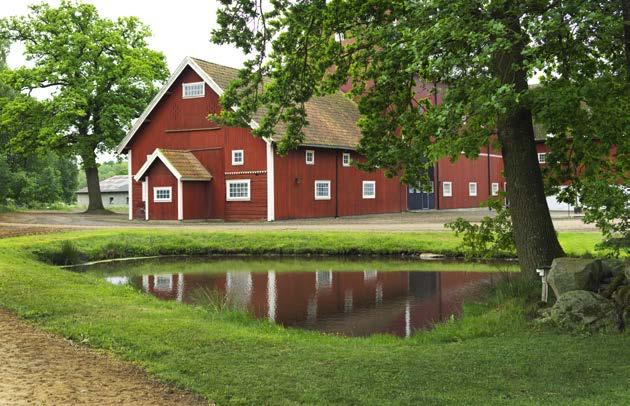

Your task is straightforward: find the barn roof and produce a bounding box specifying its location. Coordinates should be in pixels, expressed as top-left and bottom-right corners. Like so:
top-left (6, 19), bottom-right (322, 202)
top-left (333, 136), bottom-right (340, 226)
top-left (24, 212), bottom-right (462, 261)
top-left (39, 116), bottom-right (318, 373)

top-left (116, 56), bottom-right (361, 154)
top-left (192, 58), bottom-right (362, 149)
top-left (134, 149), bottom-right (212, 182)
top-left (76, 175), bottom-right (128, 194)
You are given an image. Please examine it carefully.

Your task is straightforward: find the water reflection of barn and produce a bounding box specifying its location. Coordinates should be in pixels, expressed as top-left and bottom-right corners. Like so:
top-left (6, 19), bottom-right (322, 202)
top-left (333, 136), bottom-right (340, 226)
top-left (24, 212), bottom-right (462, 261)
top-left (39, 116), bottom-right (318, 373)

top-left (134, 271), bottom-right (497, 337)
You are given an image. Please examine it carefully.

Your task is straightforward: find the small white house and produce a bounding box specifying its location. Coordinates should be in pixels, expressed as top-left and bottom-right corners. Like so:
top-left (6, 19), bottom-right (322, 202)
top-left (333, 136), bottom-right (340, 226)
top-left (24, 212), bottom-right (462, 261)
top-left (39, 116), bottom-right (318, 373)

top-left (76, 175), bottom-right (129, 207)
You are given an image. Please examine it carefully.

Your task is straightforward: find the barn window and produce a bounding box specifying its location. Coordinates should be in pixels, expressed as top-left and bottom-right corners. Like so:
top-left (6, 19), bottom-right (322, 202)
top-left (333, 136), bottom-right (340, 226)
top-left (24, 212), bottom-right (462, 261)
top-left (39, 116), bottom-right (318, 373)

top-left (314, 180), bottom-right (331, 200)
top-left (154, 274), bottom-right (173, 291)
top-left (109, 197), bottom-right (114, 205)
top-left (232, 149), bottom-right (244, 166)
top-left (316, 271), bottom-right (332, 289)
top-left (154, 187), bottom-right (172, 202)
top-left (342, 152), bottom-right (351, 167)
top-left (469, 182), bottom-right (478, 196)
top-left (491, 182), bottom-right (499, 196)
top-left (362, 181), bottom-right (376, 199)
top-left (182, 82), bottom-right (205, 98)
top-left (538, 153), bottom-right (546, 163)
top-left (226, 179), bottom-right (251, 201)
top-left (442, 182), bottom-right (452, 197)
top-left (305, 149), bottom-right (315, 165)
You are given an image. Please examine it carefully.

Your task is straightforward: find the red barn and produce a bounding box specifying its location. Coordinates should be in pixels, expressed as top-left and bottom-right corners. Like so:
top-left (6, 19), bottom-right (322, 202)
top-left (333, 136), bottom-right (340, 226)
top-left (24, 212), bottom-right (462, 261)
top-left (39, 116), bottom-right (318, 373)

top-left (117, 57), bottom-right (406, 221)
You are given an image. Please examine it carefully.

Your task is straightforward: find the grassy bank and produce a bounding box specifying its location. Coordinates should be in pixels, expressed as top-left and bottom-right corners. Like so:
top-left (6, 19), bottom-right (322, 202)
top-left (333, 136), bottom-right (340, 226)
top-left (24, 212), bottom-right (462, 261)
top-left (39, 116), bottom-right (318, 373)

top-left (23, 228), bottom-right (606, 264)
top-left (0, 230), bottom-right (628, 404)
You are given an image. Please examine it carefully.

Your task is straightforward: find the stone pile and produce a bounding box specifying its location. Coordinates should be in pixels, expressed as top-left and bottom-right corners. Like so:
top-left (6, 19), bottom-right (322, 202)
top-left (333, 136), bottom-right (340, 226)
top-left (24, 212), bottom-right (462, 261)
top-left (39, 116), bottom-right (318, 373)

top-left (542, 258), bottom-right (630, 332)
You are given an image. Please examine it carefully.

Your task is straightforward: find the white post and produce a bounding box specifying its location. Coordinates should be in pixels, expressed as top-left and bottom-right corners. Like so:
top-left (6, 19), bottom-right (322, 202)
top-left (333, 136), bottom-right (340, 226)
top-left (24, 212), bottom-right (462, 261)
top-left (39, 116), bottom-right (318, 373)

top-left (177, 179), bottom-right (183, 221)
top-left (536, 268), bottom-right (550, 303)
top-left (265, 140), bottom-right (275, 221)
top-left (128, 150), bottom-right (133, 220)
top-left (144, 177), bottom-right (149, 221)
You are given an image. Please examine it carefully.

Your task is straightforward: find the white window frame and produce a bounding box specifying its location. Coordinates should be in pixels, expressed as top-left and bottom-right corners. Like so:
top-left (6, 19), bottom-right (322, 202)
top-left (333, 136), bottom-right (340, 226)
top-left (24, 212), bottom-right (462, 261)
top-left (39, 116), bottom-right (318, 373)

top-left (231, 149), bottom-right (244, 166)
top-left (226, 179), bottom-right (251, 201)
top-left (362, 180), bottom-right (376, 199)
top-left (442, 181), bottom-right (452, 197)
top-left (538, 153), bottom-right (547, 163)
top-left (316, 271), bottom-right (333, 290)
top-left (469, 182), bottom-right (478, 197)
top-left (314, 180), bottom-right (331, 200)
top-left (342, 152), bottom-right (351, 167)
top-left (153, 274), bottom-right (173, 291)
top-left (153, 186), bottom-right (172, 203)
top-left (305, 149), bottom-right (315, 165)
top-left (491, 182), bottom-right (499, 196)
top-left (182, 81), bottom-right (205, 99)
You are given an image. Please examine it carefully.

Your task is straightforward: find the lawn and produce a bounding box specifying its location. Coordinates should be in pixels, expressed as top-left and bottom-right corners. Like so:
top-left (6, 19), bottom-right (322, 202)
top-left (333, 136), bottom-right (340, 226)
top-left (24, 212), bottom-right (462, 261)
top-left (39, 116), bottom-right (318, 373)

top-left (0, 230), bottom-right (628, 405)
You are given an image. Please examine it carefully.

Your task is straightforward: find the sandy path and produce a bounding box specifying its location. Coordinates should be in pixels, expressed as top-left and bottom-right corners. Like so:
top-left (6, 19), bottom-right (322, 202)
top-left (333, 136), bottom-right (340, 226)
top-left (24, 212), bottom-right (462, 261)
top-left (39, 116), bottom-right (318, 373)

top-left (0, 310), bottom-right (207, 406)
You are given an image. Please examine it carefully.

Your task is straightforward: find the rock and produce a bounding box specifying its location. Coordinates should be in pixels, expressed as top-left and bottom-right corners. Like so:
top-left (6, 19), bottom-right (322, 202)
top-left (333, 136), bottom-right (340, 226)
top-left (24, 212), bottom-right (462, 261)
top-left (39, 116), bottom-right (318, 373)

top-left (419, 253), bottom-right (445, 260)
top-left (601, 273), bottom-right (627, 299)
top-left (547, 258), bottom-right (605, 298)
top-left (612, 285), bottom-right (630, 310)
top-left (550, 290), bottom-right (619, 332)
top-left (601, 259), bottom-right (629, 277)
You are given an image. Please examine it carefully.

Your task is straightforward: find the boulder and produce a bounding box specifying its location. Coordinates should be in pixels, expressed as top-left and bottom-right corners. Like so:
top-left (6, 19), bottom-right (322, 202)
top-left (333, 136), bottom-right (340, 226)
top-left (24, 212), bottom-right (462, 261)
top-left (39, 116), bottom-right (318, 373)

top-left (612, 285), bottom-right (630, 310)
top-left (601, 259), bottom-right (630, 278)
top-left (550, 290), bottom-right (618, 332)
top-left (547, 258), bottom-right (605, 298)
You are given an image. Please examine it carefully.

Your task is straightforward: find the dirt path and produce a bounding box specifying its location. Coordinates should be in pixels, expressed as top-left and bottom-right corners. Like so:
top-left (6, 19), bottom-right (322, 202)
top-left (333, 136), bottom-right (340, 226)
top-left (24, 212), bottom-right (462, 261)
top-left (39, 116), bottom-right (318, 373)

top-left (0, 310), bottom-right (206, 406)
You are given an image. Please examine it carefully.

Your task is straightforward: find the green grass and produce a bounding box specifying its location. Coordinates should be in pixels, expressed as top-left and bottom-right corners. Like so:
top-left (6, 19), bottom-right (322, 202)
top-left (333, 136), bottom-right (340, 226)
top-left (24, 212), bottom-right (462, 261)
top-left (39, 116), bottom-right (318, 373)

top-left (0, 230), bottom-right (628, 404)
top-left (23, 228), bottom-right (608, 265)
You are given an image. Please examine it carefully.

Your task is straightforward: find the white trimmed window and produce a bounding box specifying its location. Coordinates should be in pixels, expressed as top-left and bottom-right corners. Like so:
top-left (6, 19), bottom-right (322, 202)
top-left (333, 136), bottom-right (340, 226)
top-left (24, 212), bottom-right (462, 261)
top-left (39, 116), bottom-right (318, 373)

top-left (153, 187), bottom-right (172, 202)
top-left (154, 274), bottom-right (173, 291)
top-left (305, 149), bottom-right (315, 165)
top-left (362, 181), bottom-right (376, 199)
top-left (442, 181), bottom-right (452, 197)
top-left (469, 182), bottom-right (478, 197)
top-left (182, 82), bottom-right (205, 98)
top-left (342, 152), bottom-right (351, 167)
top-left (491, 182), bottom-right (499, 196)
top-left (314, 180), bottom-right (331, 200)
top-left (226, 179), bottom-right (251, 201)
top-left (538, 153), bottom-right (547, 163)
top-left (316, 271), bottom-right (332, 289)
top-left (231, 149), bottom-right (244, 166)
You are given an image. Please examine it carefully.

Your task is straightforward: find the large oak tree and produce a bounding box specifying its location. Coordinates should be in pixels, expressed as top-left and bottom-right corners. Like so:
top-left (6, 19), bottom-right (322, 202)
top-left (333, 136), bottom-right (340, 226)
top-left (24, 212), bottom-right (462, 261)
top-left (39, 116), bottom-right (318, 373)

top-left (1, 0), bottom-right (168, 212)
top-left (212, 0), bottom-right (629, 272)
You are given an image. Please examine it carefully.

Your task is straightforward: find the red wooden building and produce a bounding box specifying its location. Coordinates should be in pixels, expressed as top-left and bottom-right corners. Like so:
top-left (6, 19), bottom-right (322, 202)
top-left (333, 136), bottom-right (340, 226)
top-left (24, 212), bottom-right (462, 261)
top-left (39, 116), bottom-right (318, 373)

top-left (117, 57), bottom-right (406, 221)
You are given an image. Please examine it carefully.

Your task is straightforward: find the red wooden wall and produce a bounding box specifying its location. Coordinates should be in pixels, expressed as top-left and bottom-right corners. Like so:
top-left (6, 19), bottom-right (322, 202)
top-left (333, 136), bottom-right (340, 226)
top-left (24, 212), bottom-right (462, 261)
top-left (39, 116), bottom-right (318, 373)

top-left (146, 161), bottom-right (178, 220)
top-left (274, 147), bottom-right (405, 220)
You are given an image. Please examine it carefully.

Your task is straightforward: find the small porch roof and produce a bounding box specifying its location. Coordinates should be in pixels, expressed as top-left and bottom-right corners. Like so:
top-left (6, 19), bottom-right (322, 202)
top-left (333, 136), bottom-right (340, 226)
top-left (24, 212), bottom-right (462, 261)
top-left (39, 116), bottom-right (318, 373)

top-left (134, 148), bottom-right (212, 182)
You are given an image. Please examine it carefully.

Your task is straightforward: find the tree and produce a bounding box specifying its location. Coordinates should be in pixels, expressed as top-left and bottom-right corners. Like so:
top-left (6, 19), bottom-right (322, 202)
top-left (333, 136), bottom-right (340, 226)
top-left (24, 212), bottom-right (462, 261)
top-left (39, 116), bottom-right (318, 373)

top-left (212, 0), bottom-right (628, 272)
top-left (1, 0), bottom-right (168, 212)
top-left (76, 159), bottom-right (127, 189)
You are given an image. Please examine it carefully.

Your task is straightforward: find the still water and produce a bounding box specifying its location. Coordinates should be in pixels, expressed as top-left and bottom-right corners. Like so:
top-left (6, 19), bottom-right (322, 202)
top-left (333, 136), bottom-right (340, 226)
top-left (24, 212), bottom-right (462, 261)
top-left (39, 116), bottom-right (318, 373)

top-left (88, 257), bottom-right (514, 337)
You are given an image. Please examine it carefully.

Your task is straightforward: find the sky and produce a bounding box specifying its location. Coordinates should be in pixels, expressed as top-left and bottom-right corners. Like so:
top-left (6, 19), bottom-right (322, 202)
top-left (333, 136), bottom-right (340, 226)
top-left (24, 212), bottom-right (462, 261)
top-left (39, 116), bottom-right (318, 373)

top-left (1, 0), bottom-right (247, 71)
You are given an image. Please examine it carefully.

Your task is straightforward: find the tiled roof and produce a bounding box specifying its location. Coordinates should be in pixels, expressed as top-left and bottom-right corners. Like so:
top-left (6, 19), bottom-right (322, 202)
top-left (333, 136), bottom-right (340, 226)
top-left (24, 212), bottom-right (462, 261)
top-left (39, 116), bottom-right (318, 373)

top-left (192, 58), bottom-right (362, 149)
top-left (159, 149), bottom-right (212, 180)
top-left (76, 175), bottom-right (128, 194)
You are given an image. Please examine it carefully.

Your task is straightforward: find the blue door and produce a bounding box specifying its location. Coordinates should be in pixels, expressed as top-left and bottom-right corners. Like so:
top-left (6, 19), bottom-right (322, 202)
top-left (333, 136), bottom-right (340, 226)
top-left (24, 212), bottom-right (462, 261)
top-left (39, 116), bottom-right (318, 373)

top-left (407, 168), bottom-right (435, 210)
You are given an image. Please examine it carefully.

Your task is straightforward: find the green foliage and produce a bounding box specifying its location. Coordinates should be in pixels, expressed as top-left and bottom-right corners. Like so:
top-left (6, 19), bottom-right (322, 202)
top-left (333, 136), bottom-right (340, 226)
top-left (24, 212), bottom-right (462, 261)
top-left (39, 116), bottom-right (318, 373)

top-left (53, 240), bottom-right (82, 266)
top-left (76, 160), bottom-right (127, 189)
top-left (445, 199), bottom-right (516, 259)
top-left (0, 0), bottom-right (167, 205)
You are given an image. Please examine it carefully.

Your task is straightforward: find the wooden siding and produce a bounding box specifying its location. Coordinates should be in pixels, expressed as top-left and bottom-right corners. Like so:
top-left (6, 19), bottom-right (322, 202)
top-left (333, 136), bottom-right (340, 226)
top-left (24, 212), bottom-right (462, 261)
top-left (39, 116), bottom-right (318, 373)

top-left (183, 181), bottom-right (210, 219)
top-left (128, 66), bottom-right (268, 221)
top-left (146, 161), bottom-right (178, 220)
top-left (274, 147), bottom-right (405, 220)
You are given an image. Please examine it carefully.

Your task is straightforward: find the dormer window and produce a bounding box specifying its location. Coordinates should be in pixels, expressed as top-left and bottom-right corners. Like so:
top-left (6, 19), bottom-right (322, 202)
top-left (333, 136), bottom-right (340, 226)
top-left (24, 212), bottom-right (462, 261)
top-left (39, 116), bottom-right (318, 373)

top-left (183, 82), bottom-right (205, 98)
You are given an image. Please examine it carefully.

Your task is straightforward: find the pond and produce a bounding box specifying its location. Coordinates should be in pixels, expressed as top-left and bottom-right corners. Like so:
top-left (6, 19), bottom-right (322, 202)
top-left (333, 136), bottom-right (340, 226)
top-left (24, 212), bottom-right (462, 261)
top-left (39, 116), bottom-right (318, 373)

top-left (85, 257), bottom-right (516, 337)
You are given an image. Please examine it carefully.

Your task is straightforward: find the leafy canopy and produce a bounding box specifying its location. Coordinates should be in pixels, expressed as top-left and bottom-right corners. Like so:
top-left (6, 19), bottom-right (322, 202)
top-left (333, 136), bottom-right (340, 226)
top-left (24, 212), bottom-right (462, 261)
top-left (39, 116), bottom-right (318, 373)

top-left (0, 0), bottom-right (168, 165)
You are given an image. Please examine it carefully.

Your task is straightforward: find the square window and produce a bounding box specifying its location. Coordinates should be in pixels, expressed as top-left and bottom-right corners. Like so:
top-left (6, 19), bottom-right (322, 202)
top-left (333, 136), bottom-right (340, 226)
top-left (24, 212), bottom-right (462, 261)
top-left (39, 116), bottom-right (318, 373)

top-left (362, 181), bottom-right (376, 199)
top-left (491, 182), bottom-right (499, 196)
top-left (232, 150), bottom-right (244, 166)
top-left (153, 187), bottom-right (172, 202)
top-left (316, 271), bottom-right (332, 289)
top-left (314, 180), bottom-right (331, 200)
top-left (182, 82), bottom-right (205, 98)
top-left (442, 182), bottom-right (452, 197)
top-left (226, 179), bottom-right (251, 201)
top-left (469, 182), bottom-right (478, 197)
top-left (538, 153), bottom-right (546, 163)
top-left (342, 152), bottom-right (351, 167)
top-left (305, 150), bottom-right (315, 165)
top-left (154, 274), bottom-right (173, 291)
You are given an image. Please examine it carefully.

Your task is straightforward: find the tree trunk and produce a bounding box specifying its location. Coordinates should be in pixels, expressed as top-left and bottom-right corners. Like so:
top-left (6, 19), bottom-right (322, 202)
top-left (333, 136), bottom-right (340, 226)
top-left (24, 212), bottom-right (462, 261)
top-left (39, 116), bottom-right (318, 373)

top-left (492, 12), bottom-right (565, 273)
top-left (498, 107), bottom-right (565, 273)
top-left (82, 152), bottom-right (104, 212)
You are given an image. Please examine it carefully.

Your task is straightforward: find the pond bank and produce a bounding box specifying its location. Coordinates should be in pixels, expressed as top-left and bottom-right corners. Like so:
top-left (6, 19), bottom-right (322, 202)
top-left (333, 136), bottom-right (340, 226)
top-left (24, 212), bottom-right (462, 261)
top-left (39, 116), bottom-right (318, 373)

top-left (1, 230), bottom-right (628, 404)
